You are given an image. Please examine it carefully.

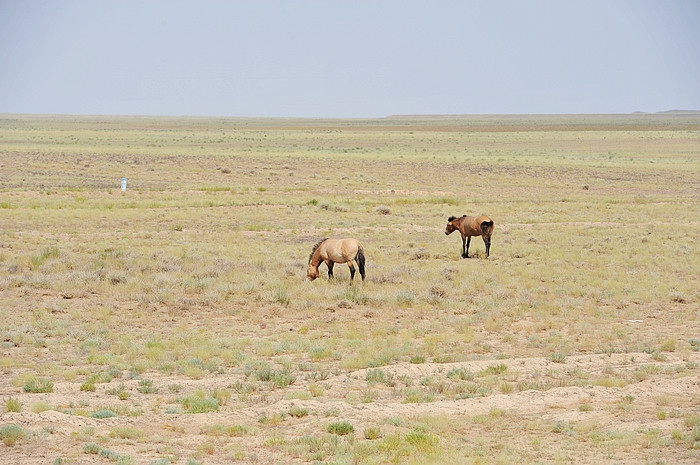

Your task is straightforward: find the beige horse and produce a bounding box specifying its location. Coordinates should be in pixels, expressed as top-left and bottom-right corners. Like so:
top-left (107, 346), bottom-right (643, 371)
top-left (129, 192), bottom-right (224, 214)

top-left (307, 238), bottom-right (366, 282)
top-left (445, 215), bottom-right (494, 258)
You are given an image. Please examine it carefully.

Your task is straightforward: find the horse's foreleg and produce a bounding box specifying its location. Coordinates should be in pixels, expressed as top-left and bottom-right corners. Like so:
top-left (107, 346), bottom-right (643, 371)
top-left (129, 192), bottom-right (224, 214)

top-left (326, 261), bottom-right (334, 279)
top-left (463, 236), bottom-right (471, 258)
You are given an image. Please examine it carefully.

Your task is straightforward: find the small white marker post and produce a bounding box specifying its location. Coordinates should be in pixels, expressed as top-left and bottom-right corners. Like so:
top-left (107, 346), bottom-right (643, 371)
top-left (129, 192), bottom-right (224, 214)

top-left (121, 177), bottom-right (127, 191)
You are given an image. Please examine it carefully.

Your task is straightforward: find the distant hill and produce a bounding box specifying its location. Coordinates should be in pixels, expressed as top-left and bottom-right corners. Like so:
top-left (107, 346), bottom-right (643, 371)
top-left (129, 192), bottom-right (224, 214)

top-left (387, 111), bottom-right (700, 119)
top-left (656, 109), bottom-right (700, 115)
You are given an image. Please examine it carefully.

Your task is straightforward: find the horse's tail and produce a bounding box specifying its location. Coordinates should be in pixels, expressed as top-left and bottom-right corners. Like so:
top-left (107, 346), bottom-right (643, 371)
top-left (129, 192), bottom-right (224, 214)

top-left (480, 220), bottom-right (494, 236)
top-left (356, 245), bottom-right (366, 281)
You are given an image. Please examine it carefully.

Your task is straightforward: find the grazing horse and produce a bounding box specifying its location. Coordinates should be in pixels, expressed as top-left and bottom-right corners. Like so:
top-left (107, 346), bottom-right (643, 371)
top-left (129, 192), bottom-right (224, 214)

top-left (445, 215), bottom-right (494, 258)
top-left (307, 238), bottom-right (366, 282)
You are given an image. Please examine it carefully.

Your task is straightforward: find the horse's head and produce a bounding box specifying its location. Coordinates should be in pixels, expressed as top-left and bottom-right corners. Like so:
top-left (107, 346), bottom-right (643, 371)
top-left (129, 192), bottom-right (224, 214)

top-left (306, 263), bottom-right (319, 281)
top-left (445, 217), bottom-right (457, 235)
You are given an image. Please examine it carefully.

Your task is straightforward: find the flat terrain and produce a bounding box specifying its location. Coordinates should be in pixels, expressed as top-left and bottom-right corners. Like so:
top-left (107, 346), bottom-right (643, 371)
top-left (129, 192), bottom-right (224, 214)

top-left (0, 114), bottom-right (698, 464)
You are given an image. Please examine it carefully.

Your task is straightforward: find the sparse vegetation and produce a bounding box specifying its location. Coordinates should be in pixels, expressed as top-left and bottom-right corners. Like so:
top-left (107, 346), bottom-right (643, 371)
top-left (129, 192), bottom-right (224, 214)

top-left (23, 377), bottom-right (54, 393)
top-left (0, 424), bottom-right (24, 446)
top-left (4, 397), bottom-right (21, 413)
top-left (327, 421), bottom-right (354, 436)
top-left (0, 114), bottom-right (697, 464)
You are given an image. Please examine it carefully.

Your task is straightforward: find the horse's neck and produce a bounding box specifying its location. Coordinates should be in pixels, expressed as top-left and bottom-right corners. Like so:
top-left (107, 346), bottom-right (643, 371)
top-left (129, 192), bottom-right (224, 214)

top-left (310, 248), bottom-right (324, 266)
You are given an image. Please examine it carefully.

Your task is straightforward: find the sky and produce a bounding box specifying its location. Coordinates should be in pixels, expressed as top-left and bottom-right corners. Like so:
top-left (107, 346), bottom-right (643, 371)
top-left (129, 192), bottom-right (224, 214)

top-left (1, 0), bottom-right (699, 118)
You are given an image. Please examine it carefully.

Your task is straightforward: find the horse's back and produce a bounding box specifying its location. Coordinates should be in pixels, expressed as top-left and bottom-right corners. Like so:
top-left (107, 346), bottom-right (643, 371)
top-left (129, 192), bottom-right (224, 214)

top-left (323, 238), bottom-right (361, 262)
top-left (339, 238), bottom-right (362, 259)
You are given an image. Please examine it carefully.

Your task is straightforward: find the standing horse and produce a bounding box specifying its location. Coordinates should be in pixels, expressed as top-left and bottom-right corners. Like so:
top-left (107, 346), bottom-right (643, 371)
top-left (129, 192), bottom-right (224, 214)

top-left (444, 215), bottom-right (494, 258)
top-left (307, 238), bottom-right (366, 282)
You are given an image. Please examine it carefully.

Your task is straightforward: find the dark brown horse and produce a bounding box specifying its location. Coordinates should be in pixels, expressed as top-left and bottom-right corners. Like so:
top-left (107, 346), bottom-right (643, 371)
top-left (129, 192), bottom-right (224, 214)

top-left (307, 238), bottom-right (366, 282)
top-left (445, 215), bottom-right (494, 258)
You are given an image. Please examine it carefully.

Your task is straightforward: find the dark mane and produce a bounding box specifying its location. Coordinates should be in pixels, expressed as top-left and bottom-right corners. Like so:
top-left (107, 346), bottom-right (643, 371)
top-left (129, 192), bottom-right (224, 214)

top-left (447, 216), bottom-right (456, 222)
top-left (308, 238), bottom-right (328, 263)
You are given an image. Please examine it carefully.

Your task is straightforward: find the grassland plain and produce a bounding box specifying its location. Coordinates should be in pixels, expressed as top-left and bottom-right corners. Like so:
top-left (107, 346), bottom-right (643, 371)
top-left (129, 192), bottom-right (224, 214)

top-left (0, 113), bottom-right (698, 464)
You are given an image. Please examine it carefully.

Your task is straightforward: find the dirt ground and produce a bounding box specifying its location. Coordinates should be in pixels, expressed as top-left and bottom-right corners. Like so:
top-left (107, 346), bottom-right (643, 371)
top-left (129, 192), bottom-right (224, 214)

top-left (1, 287), bottom-right (698, 464)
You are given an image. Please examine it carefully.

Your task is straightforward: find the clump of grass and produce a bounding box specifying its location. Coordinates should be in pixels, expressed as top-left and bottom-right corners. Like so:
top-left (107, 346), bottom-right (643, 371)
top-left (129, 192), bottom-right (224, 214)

top-left (395, 291), bottom-right (415, 307)
top-left (272, 285), bottom-right (290, 306)
top-left (91, 409), bottom-right (117, 419)
top-left (99, 447), bottom-right (132, 463)
top-left (479, 364), bottom-right (508, 376)
top-left (340, 286), bottom-right (369, 305)
top-left (404, 429), bottom-right (439, 453)
top-left (289, 405), bottom-right (309, 418)
top-left (0, 424), bottom-right (24, 446)
top-left (366, 368), bottom-right (393, 386)
top-left (659, 339), bottom-right (676, 352)
top-left (30, 246), bottom-right (59, 269)
top-left (178, 390), bottom-right (220, 413)
top-left (403, 388), bottom-right (434, 403)
top-left (109, 427), bottom-right (145, 440)
top-left (4, 397), bottom-right (21, 413)
top-left (579, 403), bottom-right (594, 412)
top-left (327, 421), bottom-right (354, 436)
top-left (80, 380), bottom-right (96, 392)
top-left (364, 427), bottom-right (382, 440)
top-left (446, 367), bottom-right (474, 381)
top-left (136, 379), bottom-right (158, 394)
top-left (309, 383), bottom-right (324, 397)
top-left (149, 459), bottom-right (171, 465)
top-left (106, 383), bottom-right (130, 400)
top-left (83, 443), bottom-right (101, 454)
top-left (409, 355), bottom-right (426, 364)
top-left (549, 352), bottom-right (567, 363)
top-left (200, 424), bottom-right (250, 437)
top-left (23, 377), bottom-right (54, 393)
top-left (258, 412), bottom-right (286, 426)
top-left (30, 401), bottom-right (51, 413)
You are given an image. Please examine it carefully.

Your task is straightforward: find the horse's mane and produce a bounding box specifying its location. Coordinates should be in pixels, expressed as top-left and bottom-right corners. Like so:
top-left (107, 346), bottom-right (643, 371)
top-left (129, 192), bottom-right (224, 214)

top-left (309, 238), bottom-right (328, 263)
top-left (447, 215), bottom-right (467, 222)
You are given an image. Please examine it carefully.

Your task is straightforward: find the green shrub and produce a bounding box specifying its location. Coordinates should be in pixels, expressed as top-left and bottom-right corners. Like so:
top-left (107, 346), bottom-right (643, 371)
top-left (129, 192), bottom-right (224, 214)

top-left (366, 368), bottom-right (392, 385)
top-left (91, 409), bottom-right (117, 419)
top-left (149, 459), bottom-right (171, 465)
top-left (200, 424), bottom-right (250, 436)
top-left (364, 427), bottom-right (382, 440)
top-left (479, 364), bottom-right (508, 376)
top-left (179, 391), bottom-right (220, 413)
top-left (446, 367), bottom-right (474, 381)
top-left (80, 381), bottom-right (96, 392)
top-left (23, 377), bottom-right (54, 393)
top-left (289, 405), bottom-right (309, 418)
top-left (83, 443), bottom-right (101, 454)
top-left (0, 424), bottom-right (24, 446)
top-left (137, 379), bottom-right (158, 394)
top-left (327, 421), bottom-right (354, 436)
top-left (5, 397), bottom-right (21, 413)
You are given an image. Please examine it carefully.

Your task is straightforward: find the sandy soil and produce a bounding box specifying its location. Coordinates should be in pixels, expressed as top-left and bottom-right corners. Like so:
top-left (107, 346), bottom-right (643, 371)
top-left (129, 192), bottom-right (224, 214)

top-left (1, 351), bottom-right (698, 464)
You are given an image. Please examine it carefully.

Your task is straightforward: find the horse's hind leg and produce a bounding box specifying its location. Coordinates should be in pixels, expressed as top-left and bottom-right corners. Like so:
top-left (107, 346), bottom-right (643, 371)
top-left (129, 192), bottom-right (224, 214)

top-left (348, 262), bottom-right (356, 282)
top-left (484, 235), bottom-right (491, 258)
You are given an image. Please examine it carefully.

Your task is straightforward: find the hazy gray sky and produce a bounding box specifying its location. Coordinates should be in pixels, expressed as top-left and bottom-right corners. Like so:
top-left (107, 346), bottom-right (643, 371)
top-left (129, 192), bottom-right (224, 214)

top-left (1, 0), bottom-right (698, 117)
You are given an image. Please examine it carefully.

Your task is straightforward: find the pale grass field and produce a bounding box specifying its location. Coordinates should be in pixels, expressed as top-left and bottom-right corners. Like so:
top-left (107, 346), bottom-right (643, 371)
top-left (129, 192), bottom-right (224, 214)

top-left (0, 114), bottom-right (699, 464)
